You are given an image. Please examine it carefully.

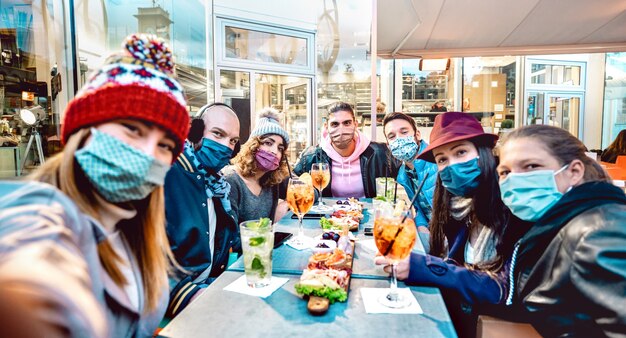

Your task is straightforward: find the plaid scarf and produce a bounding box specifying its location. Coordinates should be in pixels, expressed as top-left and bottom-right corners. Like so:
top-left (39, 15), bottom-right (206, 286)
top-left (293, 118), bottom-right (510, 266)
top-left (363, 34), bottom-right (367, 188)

top-left (183, 140), bottom-right (232, 212)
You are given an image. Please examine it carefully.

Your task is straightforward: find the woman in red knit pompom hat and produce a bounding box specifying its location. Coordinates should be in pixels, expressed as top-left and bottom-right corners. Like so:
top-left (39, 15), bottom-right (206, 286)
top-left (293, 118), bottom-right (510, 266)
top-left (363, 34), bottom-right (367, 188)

top-left (0, 34), bottom-right (190, 337)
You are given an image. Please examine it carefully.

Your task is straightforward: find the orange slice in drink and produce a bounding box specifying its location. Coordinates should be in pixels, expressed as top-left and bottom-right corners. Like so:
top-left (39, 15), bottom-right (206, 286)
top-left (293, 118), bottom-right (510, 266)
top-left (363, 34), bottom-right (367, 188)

top-left (299, 172), bottom-right (313, 186)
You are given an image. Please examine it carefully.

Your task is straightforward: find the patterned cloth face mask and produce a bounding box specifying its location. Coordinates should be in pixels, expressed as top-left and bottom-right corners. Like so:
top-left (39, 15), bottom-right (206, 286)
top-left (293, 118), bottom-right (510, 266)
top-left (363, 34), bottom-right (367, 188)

top-left (75, 128), bottom-right (170, 203)
top-left (389, 135), bottom-right (419, 162)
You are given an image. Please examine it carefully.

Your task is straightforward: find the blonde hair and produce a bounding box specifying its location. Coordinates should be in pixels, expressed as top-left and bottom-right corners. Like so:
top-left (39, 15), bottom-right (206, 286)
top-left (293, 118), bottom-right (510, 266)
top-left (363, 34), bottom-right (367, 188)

top-left (29, 128), bottom-right (173, 312)
top-left (231, 135), bottom-right (289, 187)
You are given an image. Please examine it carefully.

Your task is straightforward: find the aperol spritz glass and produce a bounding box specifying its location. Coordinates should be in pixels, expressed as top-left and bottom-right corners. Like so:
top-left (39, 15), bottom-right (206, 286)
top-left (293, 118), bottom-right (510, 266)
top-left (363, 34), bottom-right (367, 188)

top-left (310, 163), bottom-right (332, 213)
top-left (286, 177), bottom-right (315, 246)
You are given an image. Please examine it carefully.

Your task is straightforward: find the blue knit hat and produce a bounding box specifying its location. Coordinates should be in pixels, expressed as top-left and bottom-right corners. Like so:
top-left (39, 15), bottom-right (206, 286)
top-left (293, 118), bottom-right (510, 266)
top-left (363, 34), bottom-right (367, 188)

top-left (250, 107), bottom-right (290, 146)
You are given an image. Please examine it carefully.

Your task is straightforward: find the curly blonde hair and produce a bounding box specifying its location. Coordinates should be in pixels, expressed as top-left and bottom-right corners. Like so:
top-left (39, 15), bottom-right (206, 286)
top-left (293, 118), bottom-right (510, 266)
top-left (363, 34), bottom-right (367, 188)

top-left (231, 135), bottom-right (289, 187)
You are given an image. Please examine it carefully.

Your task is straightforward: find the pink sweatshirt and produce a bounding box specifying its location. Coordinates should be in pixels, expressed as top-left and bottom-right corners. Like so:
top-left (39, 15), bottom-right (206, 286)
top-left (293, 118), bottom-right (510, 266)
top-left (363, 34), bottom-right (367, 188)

top-left (321, 130), bottom-right (371, 198)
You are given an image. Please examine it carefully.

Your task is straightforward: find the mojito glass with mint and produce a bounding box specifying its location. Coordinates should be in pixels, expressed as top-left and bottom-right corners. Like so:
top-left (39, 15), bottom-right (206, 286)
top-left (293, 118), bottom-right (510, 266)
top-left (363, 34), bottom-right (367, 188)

top-left (240, 218), bottom-right (274, 288)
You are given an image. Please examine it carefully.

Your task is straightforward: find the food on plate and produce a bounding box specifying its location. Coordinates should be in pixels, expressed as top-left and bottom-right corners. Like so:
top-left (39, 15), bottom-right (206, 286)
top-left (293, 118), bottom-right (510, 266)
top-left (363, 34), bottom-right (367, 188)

top-left (320, 216), bottom-right (359, 232)
top-left (295, 268), bottom-right (350, 304)
top-left (308, 248), bottom-right (351, 270)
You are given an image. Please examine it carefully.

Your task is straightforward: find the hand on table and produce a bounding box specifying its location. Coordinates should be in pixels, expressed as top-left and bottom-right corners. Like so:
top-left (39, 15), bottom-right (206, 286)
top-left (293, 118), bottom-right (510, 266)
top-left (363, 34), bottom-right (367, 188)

top-left (374, 252), bottom-right (410, 280)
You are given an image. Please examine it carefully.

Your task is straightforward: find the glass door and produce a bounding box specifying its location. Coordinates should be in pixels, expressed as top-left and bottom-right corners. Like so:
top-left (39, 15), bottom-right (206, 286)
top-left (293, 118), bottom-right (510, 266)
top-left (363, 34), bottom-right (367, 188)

top-left (254, 74), bottom-right (311, 163)
top-left (546, 94), bottom-right (582, 136)
top-left (218, 69), bottom-right (251, 143)
top-left (525, 91), bottom-right (583, 137)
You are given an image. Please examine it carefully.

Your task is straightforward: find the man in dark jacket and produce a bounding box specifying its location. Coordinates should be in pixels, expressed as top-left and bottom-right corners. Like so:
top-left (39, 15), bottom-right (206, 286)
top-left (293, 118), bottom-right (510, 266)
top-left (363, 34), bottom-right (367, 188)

top-left (294, 102), bottom-right (397, 198)
top-left (164, 103), bottom-right (240, 318)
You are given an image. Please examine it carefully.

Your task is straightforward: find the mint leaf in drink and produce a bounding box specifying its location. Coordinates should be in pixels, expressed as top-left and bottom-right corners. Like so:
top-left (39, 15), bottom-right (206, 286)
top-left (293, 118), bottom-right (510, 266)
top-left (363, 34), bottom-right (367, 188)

top-left (251, 255), bottom-right (266, 278)
top-left (248, 218), bottom-right (271, 231)
top-left (258, 218), bottom-right (270, 229)
top-left (249, 236), bottom-right (266, 247)
top-left (375, 196), bottom-right (388, 202)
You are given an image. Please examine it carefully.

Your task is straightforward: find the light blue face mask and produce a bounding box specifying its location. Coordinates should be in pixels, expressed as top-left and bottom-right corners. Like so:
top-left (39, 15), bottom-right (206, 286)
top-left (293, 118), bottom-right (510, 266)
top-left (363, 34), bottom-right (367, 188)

top-left (389, 135), bottom-right (419, 162)
top-left (439, 157), bottom-right (481, 197)
top-left (75, 129), bottom-right (170, 203)
top-left (499, 165), bottom-right (569, 222)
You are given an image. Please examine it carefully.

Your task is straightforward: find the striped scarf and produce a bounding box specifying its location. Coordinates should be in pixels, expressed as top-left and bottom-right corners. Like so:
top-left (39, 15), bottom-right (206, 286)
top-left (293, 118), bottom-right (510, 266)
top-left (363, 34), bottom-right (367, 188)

top-left (182, 140), bottom-right (232, 212)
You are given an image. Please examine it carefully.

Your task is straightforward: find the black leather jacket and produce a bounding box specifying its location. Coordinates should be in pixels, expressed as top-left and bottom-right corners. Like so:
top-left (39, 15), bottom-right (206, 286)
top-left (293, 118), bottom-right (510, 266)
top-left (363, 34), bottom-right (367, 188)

top-left (514, 203), bottom-right (626, 337)
top-left (294, 142), bottom-right (398, 198)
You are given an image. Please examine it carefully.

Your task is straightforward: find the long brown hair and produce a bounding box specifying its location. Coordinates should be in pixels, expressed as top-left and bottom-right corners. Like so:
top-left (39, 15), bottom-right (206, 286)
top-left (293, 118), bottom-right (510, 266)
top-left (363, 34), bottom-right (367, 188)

top-left (231, 135), bottom-right (289, 187)
top-left (428, 140), bottom-right (514, 273)
top-left (500, 125), bottom-right (610, 183)
top-left (29, 128), bottom-right (172, 312)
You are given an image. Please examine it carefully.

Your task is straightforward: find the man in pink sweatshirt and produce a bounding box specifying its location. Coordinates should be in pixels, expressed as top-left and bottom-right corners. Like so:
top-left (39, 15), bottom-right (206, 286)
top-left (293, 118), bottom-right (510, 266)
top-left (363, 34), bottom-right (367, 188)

top-left (294, 102), bottom-right (396, 198)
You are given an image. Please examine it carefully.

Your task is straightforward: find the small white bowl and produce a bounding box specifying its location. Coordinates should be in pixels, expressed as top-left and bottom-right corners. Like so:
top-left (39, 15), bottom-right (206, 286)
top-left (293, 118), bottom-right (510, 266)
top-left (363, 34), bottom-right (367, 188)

top-left (311, 239), bottom-right (337, 253)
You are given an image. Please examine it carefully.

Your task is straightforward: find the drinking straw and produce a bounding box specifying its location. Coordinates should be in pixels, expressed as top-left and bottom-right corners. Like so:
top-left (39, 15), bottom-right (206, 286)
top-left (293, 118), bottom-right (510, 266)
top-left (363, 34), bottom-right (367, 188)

top-left (286, 158), bottom-right (294, 178)
top-left (393, 181), bottom-right (398, 203)
top-left (401, 171), bottom-right (430, 223)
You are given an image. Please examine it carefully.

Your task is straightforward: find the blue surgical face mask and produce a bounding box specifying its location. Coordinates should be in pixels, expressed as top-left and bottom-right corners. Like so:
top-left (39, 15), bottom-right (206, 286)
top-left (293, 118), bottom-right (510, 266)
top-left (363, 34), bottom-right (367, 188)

top-left (389, 135), bottom-right (419, 162)
top-left (75, 129), bottom-right (170, 203)
top-left (499, 165), bottom-right (569, 222)
top-left (439, 157), bottom-right (481, 197)
top-left (195, 137), bottom-right (233, 172)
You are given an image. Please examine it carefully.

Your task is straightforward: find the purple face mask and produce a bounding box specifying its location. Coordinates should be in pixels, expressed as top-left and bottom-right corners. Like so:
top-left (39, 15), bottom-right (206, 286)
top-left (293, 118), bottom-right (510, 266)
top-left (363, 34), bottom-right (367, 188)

top-left (255, 149), bottom-right (280, 171)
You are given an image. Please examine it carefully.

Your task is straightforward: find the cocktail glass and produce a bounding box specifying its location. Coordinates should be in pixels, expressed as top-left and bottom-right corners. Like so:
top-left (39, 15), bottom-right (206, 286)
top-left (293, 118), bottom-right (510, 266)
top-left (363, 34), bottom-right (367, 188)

top-left (310, 163), bottom-right (332, 213)
top-left (286, 177), bottom-right (315, 246)
top-left (373, 202), bottom-right (417, 308)
top-left (240, 219), bottom-right (274, 288)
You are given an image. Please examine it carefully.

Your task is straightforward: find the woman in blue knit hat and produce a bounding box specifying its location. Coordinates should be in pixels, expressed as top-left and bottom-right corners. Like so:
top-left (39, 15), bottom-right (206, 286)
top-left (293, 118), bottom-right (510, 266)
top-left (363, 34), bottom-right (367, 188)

top-left (223, 107), bottom-right (291, 225)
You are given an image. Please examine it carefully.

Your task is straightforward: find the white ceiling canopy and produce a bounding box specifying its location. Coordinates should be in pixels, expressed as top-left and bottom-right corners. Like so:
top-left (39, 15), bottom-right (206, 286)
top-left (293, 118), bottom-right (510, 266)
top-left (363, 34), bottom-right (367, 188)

top-left (377, 0), bottom-right (626, 58)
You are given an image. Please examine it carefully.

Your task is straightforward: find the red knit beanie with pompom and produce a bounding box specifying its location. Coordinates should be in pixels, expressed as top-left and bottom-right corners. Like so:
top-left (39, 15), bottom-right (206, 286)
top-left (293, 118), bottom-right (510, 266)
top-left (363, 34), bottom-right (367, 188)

top-left (62, 34), bottom-right (190, 159)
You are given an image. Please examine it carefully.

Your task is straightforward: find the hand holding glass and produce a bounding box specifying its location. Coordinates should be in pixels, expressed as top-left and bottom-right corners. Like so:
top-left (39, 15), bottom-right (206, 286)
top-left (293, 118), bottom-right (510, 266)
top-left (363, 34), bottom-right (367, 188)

top-left (373, 202), bottom-right (417, 308)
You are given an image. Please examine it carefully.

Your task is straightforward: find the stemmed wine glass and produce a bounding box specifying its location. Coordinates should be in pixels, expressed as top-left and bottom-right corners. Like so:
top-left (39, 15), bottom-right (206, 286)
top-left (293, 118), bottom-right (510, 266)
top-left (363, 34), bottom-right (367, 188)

top-left (310, 163), bottom-right (332, 213)
top-left (286, 177), bottom-right (315, 246)
top-left (373, 202), bottom-right (417, 308)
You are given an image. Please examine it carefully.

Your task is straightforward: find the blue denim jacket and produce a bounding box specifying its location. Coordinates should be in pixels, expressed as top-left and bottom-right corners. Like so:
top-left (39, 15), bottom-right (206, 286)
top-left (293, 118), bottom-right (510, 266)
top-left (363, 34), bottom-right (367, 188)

top-left (395, 140), bottom-right (438, 227)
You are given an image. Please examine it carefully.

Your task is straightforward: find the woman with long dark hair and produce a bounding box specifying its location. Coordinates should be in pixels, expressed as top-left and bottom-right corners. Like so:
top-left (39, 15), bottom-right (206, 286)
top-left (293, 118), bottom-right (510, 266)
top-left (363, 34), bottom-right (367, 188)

top-left (375, 112), bottom-right (529, 337)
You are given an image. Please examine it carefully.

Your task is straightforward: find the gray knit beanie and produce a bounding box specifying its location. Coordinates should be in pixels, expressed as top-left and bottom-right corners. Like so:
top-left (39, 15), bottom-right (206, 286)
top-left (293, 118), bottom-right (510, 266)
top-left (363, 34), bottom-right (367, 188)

top-left (250, 107), bottom-right (290, 146)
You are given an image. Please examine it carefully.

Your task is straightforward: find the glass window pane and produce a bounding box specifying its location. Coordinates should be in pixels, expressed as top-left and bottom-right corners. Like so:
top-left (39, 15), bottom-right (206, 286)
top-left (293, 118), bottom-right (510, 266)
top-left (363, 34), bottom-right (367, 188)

top-left (75, 1), bottom-right (212, 112)
top-left (225, 26), bottom-right (307, 67)
top-left (463, 56), bottom-right (516, 132)
top-left (530, 63), bottom-right (580, 86)
top-left (602, 52), bottom-right (626, 148)
top-left (253, 74), bottom-right (310, 164)
top-left (1, 1), bottom-right (67, 175)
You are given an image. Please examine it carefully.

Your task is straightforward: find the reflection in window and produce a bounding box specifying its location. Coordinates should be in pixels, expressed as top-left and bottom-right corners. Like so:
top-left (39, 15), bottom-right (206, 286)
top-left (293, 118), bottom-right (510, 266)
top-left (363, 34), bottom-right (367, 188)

top-left (225, 26), bottom-right (307, 67)
top-left (1, 1), bottom-right (66, 173)
top-left (75, 0), bottom-right (211, 112)
top-left (602, 52), bottom-right (626, 148)
top-left (530, 63), bottom-right (581, 86)
top-left (463, 56), bottom-right (516, 132)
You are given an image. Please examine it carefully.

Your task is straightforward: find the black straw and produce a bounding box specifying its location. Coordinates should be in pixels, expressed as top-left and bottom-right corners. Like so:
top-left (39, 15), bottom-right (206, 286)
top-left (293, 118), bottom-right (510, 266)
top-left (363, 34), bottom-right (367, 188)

top-left (286, 158), bottom-right (294, 178)
top-left (401, 172), bottom-right (430, 223)
top-left (393, 181), bottom-right (398, 203)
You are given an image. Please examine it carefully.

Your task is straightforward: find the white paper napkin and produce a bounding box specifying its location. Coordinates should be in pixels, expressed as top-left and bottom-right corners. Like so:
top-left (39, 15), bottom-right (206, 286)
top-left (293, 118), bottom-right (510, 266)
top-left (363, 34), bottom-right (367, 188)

top-left (360, 287), bottom-right (423, 314)
top-left (223, 275), bottom-right (289, 298)
top-left (286, 236), bottom-right (313, 250)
